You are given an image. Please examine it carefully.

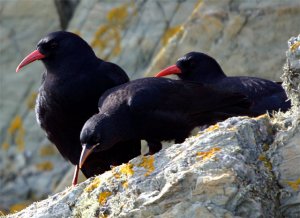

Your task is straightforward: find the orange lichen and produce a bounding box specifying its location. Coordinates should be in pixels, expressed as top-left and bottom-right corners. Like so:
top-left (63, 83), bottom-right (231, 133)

top-left (2, 141), bottom-right (10, 150)
top-left (119, 163), bottom-right (134, 177)
top-left (290, 41), bottom-right (300, 52)
top-left (39, 145), bottom-right (57, 156)
top-left (138, 156), bottom-right (155, 176)
top-left (26, 92), bottom-right (38, 110)
top-left (287, 177), bottom-right (300, 190)
top-left (91, 25), bottom-right (121, 58)
top-left (7, 115), bottom-right (22, 135)
top-left (9, 202), bottom-right (30, 213)
top-left (98, 191), bottom-right (112, 205)
top-left (35, 161), bottom-right (54, 171)
top-left (197, 147), bottom-right (221, 161)
top-left (15, 127), bottom-right (25, 152)
top-left (162, 25), bottom-right (183, 46)
top-left (85, 177), bottom-right (101, 192)
top-left (107, 5), bottom-right (128, 24)
top-left (122, 181), bottom-right (128, 189)
top-left (204, 124), bottom-right (220, 133)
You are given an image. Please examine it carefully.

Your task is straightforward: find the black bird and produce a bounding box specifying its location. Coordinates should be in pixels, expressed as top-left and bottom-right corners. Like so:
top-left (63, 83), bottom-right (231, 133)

top-left (16, 31), bottom-right (141, 185)
top-left (78, 77), bottom-right (252, 168)
top-left (155, 52), bottom-right (290, 114)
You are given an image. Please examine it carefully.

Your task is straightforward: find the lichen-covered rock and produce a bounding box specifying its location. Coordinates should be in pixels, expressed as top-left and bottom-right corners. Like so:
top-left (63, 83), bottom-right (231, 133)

top-left (7, 115), bottom-right (280, 218)
top-left (268, 34), bottom-right (300, 217)
top-left (145, 0), bottom-right (300, 81)
top-left (0, 0), bottom-right (72, 214)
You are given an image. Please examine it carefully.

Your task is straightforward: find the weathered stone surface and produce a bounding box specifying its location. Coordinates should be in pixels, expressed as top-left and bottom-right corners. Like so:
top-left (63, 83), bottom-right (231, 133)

top-left (268, 34), bottom-right (300, 217)
top-left (145, 0), bottom-right (300, 81)
top-left (0, 0), bottom-right (71, 214)
top-left (7, 115), bottom-right (280, 218)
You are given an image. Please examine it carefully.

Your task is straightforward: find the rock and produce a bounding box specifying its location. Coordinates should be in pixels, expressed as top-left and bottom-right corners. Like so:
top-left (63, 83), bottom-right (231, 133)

top-left (268, 34), bottom-right (300, 217)
top-left (145, 0), bottom-right (300, 81)
top-left (0, 1), bottom-right (70, 214)
top-left (7, 115), bottom-right (280, 218)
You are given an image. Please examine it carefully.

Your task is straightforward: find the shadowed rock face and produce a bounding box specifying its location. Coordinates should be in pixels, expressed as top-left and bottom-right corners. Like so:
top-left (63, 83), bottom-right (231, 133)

top-left (1, 0), bottom-right (300, 215)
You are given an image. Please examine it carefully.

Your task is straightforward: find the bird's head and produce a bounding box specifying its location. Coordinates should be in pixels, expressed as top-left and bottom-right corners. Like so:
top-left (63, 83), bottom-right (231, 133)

top-left (78, 113), bottom-right (124, 169)
top-left (155, 52), bottom-right (226, 82)
top-left (16, 31), bottom-right (95, 72)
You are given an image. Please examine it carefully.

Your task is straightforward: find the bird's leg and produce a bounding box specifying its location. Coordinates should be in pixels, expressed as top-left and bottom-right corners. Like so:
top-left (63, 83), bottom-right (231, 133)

top-left (72, 165), bottom-right (79, 186)
top-left (146, 141), bottom-right (162, 155)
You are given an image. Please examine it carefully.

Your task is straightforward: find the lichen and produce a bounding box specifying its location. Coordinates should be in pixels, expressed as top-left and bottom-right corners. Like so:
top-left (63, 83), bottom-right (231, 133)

top-left (197, 147), bottom-right (221, 161)
top-left (162, 25), bottom-right (183, 46)
top-left (204, 124), bottom-right (220, 133)
top-left (39, 145), bottom-right (57, 156)
top-left (26, 92), bottom-right (38, 110)
top-left (15, 127), bottom-right (25, 152)
top-left (119, 163), bottom-right (134, 177)
top-left (35, 161), bottom-right (53, 171)
top-left (258, 154), bottom-right (272, 171)
top-left (8, 115), bottom-right (22, 135)
top-left (2, 141), bottom-right (9, 150)
top-left (122, 181), bottom-right (128, 189)
top-left (85, 177), bottom-right (102, 192)
top-left (98, 191), bottom-right (112, 205)
top-left (107, 5), bottom-right (128, 24)
top-left (9, 202), bottom-right (30, 213)
top-left (286, 177), bottom-right (300, 190)
top-left (138, 156), bottom-right (155, 176)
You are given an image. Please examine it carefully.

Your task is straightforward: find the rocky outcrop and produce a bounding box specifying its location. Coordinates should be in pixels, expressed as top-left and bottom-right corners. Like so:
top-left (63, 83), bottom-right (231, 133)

top-left (1, 0), bottom-right (300, 215)
top-left (7, 34), bottom-right (300, 218)
top-left (7, 115), bottom-right (279, 218)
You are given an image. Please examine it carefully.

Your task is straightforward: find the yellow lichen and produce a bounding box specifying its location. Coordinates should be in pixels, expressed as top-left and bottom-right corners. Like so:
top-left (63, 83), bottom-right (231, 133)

top-left (122, 181), bottom-right (128, 189)
top-left (9, 202), bottom-right (30, 213)
top-left (107, 5), bottom-right (128, 24)
top-left (91, 25), bottom-right (121, 58)
top-left (162, 25), bottom-right (183, 46)
top-left (138, 156), bottom-right (155, 177)
top-left (287, 177), bottom-right (300, 190)
top-left (85, 177), bottom-right (102, 192)
top-left (35, 161), bottom-right (53, 171)
top-left (119, 163), bottom-right (134, 176)
top-left (7, 115), bottom-right (22, 135)
top-left (258, 154), bottom-right (272, 171)
top-left (39, 145), bottom-right (57, 156)
top-left (204, 124), bottom-right (220, 133)
top-left (15, 127), bottom-right (25, 152)
top-left (98, 191), bottom-right (112, 205)
top-left (26, 92), bottom-right (38, 110)
top-left (2, 141), bottom-right (9, 150)
top-left (290, 41), bottom-right (300, 52)
top-left (197, 147), bottom-right (221, 161)
top-left (113, 172), bottom-right (121, 179)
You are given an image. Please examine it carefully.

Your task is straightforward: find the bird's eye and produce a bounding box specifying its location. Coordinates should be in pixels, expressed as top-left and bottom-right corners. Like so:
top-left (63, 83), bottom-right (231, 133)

top-left (50, 42), bottom-right (58, 49)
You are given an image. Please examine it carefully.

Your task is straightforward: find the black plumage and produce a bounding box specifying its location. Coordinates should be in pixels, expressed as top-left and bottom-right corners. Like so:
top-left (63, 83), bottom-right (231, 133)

top-left (16, 31), bottom-right (141, 184)
top-left (79, 77), bottom-right (252, 168)
top-left (155, 52), bottom-right (290, 114)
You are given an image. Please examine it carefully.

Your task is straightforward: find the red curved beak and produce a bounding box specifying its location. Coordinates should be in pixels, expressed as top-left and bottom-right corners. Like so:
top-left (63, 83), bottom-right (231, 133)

top-left (16, 50), bottom-right (45, 72)
top-left (155, 65), bottom-right (182, 77)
